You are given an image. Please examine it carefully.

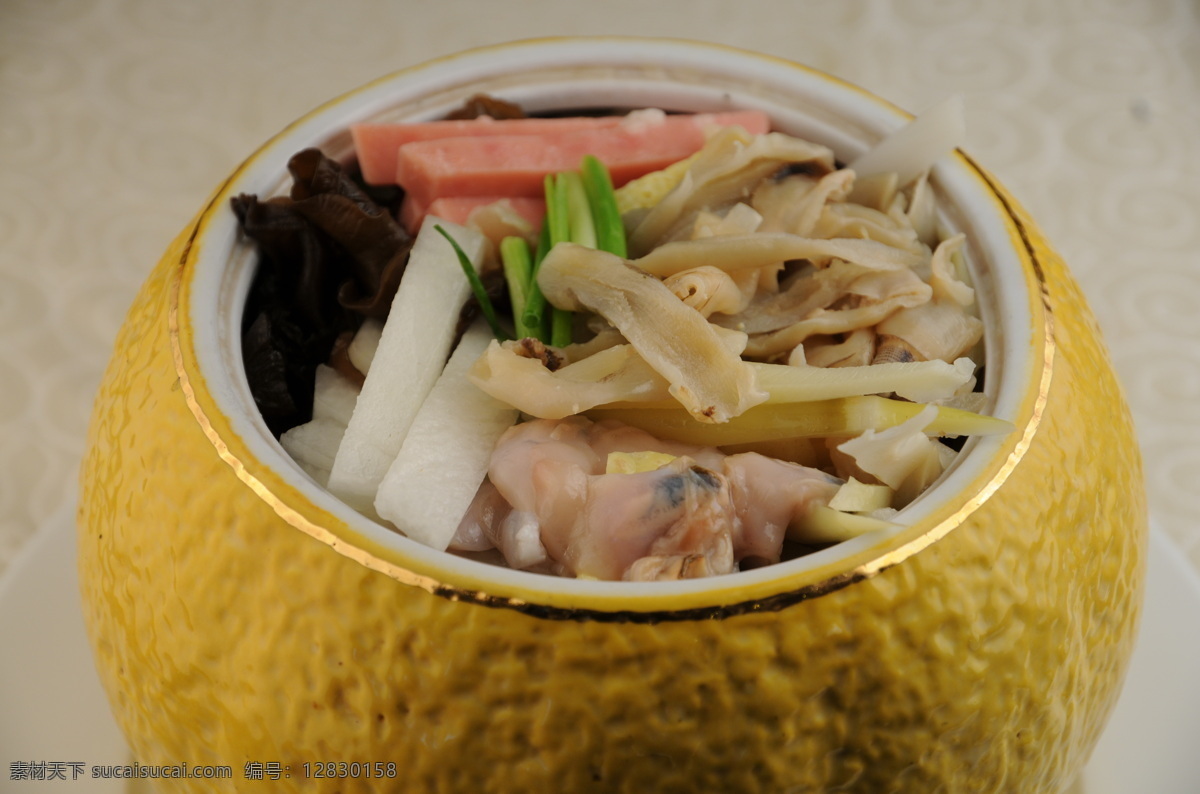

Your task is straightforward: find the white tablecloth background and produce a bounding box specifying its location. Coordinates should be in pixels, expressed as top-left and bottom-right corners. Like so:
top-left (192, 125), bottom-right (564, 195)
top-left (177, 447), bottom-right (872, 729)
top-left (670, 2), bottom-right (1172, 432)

top-left (2, 0), bottom-right (1197, 580)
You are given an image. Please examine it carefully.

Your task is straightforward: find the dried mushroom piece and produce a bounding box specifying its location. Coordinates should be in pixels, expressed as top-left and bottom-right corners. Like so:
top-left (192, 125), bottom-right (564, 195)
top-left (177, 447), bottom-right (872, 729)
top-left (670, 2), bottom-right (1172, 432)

top-left (234, 193), bottom-right (357, 435)
top-left (233, 150), bottom-right (415, 436)
top-left (284, 149), bottom-right (415, 320)
top-left (443, 93), bottom-right (528, 121)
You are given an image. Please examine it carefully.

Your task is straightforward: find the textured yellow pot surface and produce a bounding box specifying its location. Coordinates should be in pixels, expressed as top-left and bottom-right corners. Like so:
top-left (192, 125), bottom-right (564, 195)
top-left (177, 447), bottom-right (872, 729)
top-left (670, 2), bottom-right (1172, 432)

top-left (78, 39), bottom-right (1146, 794)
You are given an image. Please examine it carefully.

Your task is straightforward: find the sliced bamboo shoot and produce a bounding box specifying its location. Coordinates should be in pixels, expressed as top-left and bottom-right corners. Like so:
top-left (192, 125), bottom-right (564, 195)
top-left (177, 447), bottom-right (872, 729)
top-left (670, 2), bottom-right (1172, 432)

top-left (755, 356), bottom-right (977, 404)
top-left (790, 505), bottom-right (898, 544)
top-left (587, 395), bottom-right (1012, 447)
top-left (828, 477), bottom-right (894, 513)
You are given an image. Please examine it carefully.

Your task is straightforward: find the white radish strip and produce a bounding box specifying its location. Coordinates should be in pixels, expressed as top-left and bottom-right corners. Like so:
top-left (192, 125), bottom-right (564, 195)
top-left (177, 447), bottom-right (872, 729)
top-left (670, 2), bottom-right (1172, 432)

top-left (375, 321), bottom-right (519, 551)
top-left (280, 419), bottom-right (349, 488)
top-left (347, 318), bottom-right (383, 375)
top-left (280, 365), bottom-right (360, 487)
top-left (310, 365), bottom-right (359, 425)
top-left (326, 216), bottom-right (487, 516)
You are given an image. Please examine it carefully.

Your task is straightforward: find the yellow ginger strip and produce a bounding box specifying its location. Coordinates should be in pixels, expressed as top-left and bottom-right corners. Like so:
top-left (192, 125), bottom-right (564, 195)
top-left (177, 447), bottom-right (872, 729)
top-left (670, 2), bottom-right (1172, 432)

top-left (587, 396), bottom-right (1013, 447)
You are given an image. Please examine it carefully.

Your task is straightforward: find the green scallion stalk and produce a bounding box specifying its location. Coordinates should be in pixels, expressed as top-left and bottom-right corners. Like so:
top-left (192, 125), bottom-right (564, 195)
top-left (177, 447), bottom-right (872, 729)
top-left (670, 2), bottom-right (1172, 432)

top-left (521, 218), bottom-right (553, 342)
top-left (561, 171), bottom-right (597, 249)
top-left (500, 235), bottom-right (539, 340)
top-left (517, 165), bottom-right (618, 347)
top-left (580, 155), bottom-right (627, 257)
top-left (543, 173), bottom-right (575, 346)
top-left (546, 173), bottom-right (571, 246)
top-left (543, 172), bottom-right (597, 346)
top-left (550, 303), bottom-right (574, 348)
top-left (534, 212), bottom-right (553, 264)
top-left (434, 225), bottom-right (509, 342)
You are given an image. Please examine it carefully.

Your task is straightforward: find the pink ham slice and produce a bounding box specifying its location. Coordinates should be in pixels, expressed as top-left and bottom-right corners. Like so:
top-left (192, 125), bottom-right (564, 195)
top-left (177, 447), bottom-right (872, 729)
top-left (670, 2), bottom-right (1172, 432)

top-left (353, 116), bottom-right (623, 185)
top-left (394, 110), bottom-right (771, 205)
top-left (353, 110), bottom-right (770, 187)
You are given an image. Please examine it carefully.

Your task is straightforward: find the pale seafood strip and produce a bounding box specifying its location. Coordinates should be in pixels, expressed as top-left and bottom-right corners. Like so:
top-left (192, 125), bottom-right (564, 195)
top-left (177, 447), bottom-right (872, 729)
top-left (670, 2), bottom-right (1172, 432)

top-left (465, 197), bottom-right (540, 249)
top-left (873, 234), bottom-right (983, 364)
top-left (468, 340), bottom-right (669, 419)
top-left (873, 300), bottom-right (983, 365)
top-left (690, 202), bottom-right (764, 237)
top-left (633, 233), bottom-right (927, 279)
top-left (799, 327), bottom-right (876, 368)
top-left (663, 266), bottom-right (754, 318)
top-left (839, 171), bottom-right (899, 214)
top-left (721, 260), bottom-right (884, 336)
top-left (928, 234), bottom-right (975, 306)
top-left (752, 169), bottom-right (855, 237)
top-left (326, 216), bottom-right (488, 515)
top-left (832, 404), bottom-right (959, 506)
top-left (537, 242), bottom-right (767, 423)
top-left (665, 204), bottom-right (777, 300)
top-left (905, 172), bottom-right (939, 246)
top-left (628, 127), bottom-right (836, 255)
top-left (374, 320), bottom-right (520, 551)
top-left (743, 267), bottom-right (933, 358)
top-left (475, 417), bottom-right (844, 580)
top-left (811, 199), bottom-right (927, 254)
top-left (470, 333), bottom-right (979, 420)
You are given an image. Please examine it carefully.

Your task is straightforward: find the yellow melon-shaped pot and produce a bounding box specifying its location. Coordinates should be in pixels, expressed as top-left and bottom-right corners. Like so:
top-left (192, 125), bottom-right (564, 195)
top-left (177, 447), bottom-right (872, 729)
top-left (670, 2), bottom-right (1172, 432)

top-left (78, 37), bottom-right (1146, 793)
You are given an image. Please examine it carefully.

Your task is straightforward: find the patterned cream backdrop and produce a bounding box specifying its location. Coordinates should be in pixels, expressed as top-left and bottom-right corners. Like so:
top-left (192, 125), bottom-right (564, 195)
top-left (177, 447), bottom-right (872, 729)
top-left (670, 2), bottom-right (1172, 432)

top-left (1, 0), bottom-right (1197, 580)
